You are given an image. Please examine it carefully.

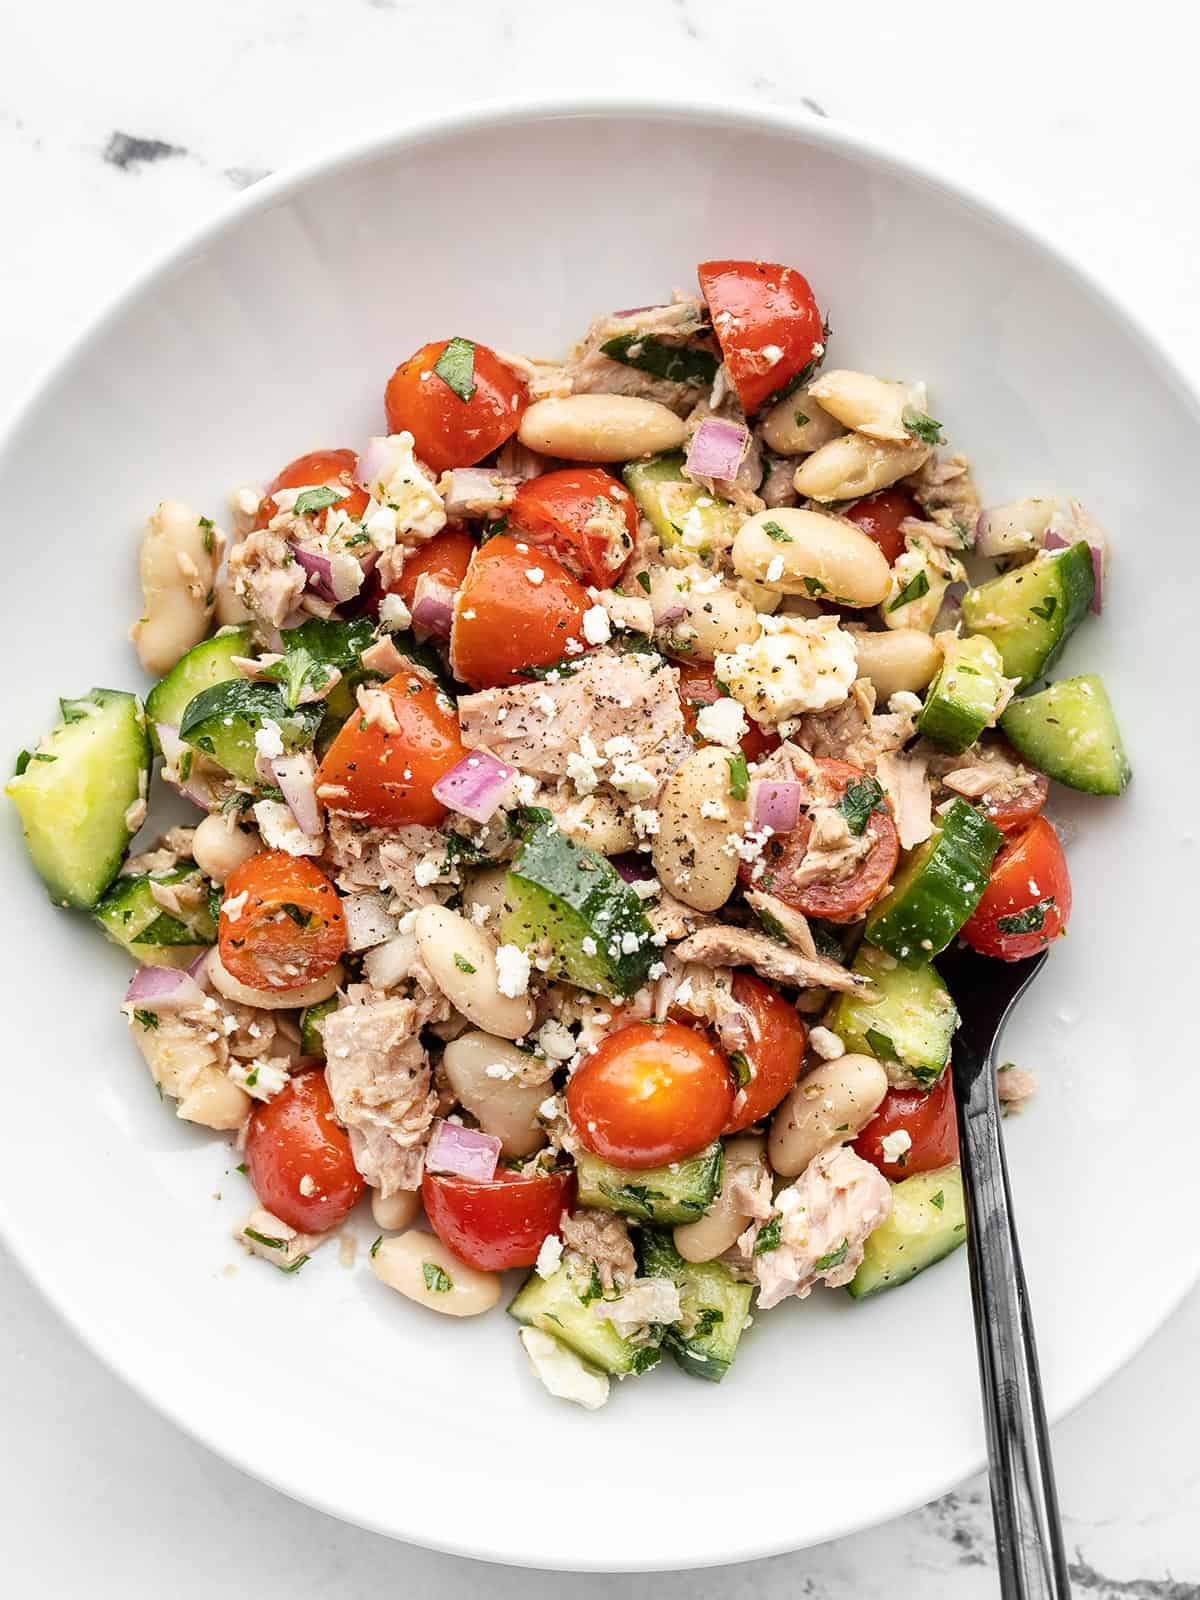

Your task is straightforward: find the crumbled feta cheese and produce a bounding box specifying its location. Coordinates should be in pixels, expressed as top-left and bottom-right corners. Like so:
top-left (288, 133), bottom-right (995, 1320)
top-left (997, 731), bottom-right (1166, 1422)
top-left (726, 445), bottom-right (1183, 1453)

top-left (525, 567), bottom-right (545, 586)
top-left (608, 760), bottom-right (657, 802)
top-left (716, 614), bottom-right (857, 723)
top-left (581, 936), bottom-right (598, 956)
top-left (538, 1094), bottom-right (562, 1121)
top-left (252, 799), bottom-right (322, 857)
top-left (234, 1207), bottom-right (325, 1271)
top-left (298, 1173), bottom-right (317, 1197)
top-left (378, 593), bottom-right (412, 631)
top-left (518, 1326), bottom-right (609, 1410)
top-left (565, 749), bottom-right (602, 795)
top-left (534, 1233), bottom-right (564, 1280)
top-left (695, 698), bottom-right (748, 748)
top-left (630, 878), bottom-right (660, 900)
top-left (765, 554), bottom-right (785, 583)
top-left (563, 637), bottom-right (584, 656)
top-left (253, 718), bottom-right (285, 761)
top-left (581, 605), bottom-right (612, 646)
top-left (632, 806), bottom-right (660, 838)
top-left (413, 858), bottom-right (442, 887)
top-left (495, 944), bottom-right (531, 998)
top-left (227, 1057), bottom-right (290, 1102)
top-left (534, 693), bottom-right (557, 720)
top-left (536, 1019), bottom-right (577, 1061)
top-left (700, 798), bottom-right (728, 820)
top-left (360, 432), bottom-right (446, 539)
top-left (620, 931), bottom-right (641, 955)
top-left (888, 690), bottom-right (923, 716)
top-left (808, 1026), bottom-right (846, 1061)
top-left (880, 1129), bottom-right (913, 1164)
top-left (603, 735), bottom-right (637, 762)
top-left (511, 773), bottom-right (539, 805)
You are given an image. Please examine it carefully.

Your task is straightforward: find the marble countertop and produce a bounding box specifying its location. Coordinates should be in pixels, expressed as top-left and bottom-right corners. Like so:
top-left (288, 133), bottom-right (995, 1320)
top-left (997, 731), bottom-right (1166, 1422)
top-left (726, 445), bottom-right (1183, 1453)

top-left (2, 1), bottom-right (1198, 1594)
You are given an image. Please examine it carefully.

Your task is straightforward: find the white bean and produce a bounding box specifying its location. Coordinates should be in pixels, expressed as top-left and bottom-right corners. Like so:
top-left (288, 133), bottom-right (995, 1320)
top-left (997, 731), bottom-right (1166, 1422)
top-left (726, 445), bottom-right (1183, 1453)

top-left (441, 1030), bottom-right (548, 1159)
top-left (732, 506), bottom-right (892, 608)
top-left (191, 813), bottom-right (260, 884)
top-left (673, 1137), bottom-right (768, 1263)
top-left (413, 905), bottom-right (534, 1040)
top-left (760, 387), bottom-right (846, 455)
top-left (370, 1231), bottom-right (500, 1316)
top-left (461, 865), bottom-right (517, 931)
top-left (648, 565), bottom-right (760, 660)
top-left (371, 1188), bottom-right (421, 1231)
top-left (176, 1067), bottom-right (252, 1131)
top-left (205, 949), bottom-right (344, 1011)
top-left (652, 745), bottom-right (748, 912)
top-left (517, 395), bottom-right (686, 462)
top-left (768, 1054), bottom-right (889, 1177)
top-left (851, 628), bottom-right (943, 699)
top-left (792, 434), bottom-right (930, 503)
top-left (806, 370), bottom-right (923, 444)
top-left (554, 792), bottom-right (638, 855)
top-left (131, 500), bottom-right (219, 676)
top-left (736, 576), bottom-right (783, 615)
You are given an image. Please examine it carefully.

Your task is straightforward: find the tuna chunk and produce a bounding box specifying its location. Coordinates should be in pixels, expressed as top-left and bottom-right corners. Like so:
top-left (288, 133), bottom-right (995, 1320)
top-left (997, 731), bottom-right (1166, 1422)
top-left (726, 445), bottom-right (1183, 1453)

top-left (558, 1207), bottom-right (637, 1291)
top-left (673, 925), bottom-right (875, 998)
top-left (875, 750), bottom-right (933, 850)
top-left (556, 296), bottom-right (715, 413)
top-left (227, 529), bottom-right (306, 629)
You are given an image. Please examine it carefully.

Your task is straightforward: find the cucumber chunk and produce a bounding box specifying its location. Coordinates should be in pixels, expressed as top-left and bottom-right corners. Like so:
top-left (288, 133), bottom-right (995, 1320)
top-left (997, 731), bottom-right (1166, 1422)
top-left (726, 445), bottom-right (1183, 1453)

top-left (847, 1164), bottom-right (966, 1298)
top-left (638, 1230), bottom-right (753, 1382)
top-left (507, 1263), bottom-right (662, 1376)
top-left (1000, 673), bottom-right (1131, 795)
top-left (93, 863), bottom-right (217, 965)
top-left (6, 689), bottom-right (150, 909)
top-left (827, 942), bottom-right (957, 1088)
top-left (299, 994), bottom-right (339, 1059)
top-left (865, 798), bottom-right (1002, 968)
top-left (622, 452), bottom-right (742, 564)
top-left (574, 1144), bottom-right (723, 1226)
top-left (501, 818), bottom-right (655, 998)
top-left (917, 634), bottom-right (1010, 755)
top-left (179, 680), bottom-right (323, 785)
top-left (144, 627), bottom-right (253, 748)
top-left (961, 541), bottom-right (1094, 688)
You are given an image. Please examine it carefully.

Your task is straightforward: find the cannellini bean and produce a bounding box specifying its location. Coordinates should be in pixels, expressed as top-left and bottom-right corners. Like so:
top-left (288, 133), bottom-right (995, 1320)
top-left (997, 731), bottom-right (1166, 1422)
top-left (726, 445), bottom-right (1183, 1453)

top-left (131, 499), bottom-right (220, 675)
top-left (652, 745), bottom-right (748, 912)
top-left (649, 565), bottom-right (760, 660)
top-left (517, 395), bottom-right (686, 462)
top-left (191, 812), bottom-right (260, 884)
top-left (461, 864), bottom-right (517, 931)
top-left (674, 1136), bottom-right (768, 1263)
top-left (793, 434), bottom-right (931, 503)
top-left (205, 949), bottom-right (344, 1011)
top-left (806, 370), bottom-right (924, 444)
top-left (441, 1030), bottom-right (549, 1158)
top-left (736, 576), bottom-right (783, 615)
top-left (851, 627), bottom-right (943, 699)
top-left (768, 1054), bottom-right (889, 1177)
top-left (778, 595), bottom-right (824, 620)
top-left (371, 1188), bottom-right (421, 1231)
top-left (413, 905), bottom-right (534, 1040)
top-left (370, 1230), bottom-right (501, 1316)
top-left (177, 1067), bottom-right (252, 1130)
top-left (760, 387), bottom-right (847, 455)
top-left (732, 507), bottom-right (891, 608)
top-left (555, 792), bottom-right (638, 855)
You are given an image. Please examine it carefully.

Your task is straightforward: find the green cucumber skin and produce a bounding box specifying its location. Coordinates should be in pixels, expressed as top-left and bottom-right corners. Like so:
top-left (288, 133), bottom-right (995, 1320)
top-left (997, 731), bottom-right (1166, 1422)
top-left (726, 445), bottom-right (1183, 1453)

top-left (828, 943), bottom-right (958, 1088)
top-left (866, 799), bottom-right (1002, 968)
top-left (961, 541), bottom-right (1094, 688)
top-left (916, 635), bottom-right (1009, 755)
top-left (638, 1229), bottom-right (753, 1382)
top-left (299, 995), bottom-right (339, 1059)
top-left (145, 628), bottom-right (253, 748)
top-left (94, 864), bottom-right (217, 962)
top-left (574, 1144), bottom-right (723, 1227)
top-left (1000, 674), bottom-right (1131, 795)
top-left (179, 680), bottom-right (323, 784)
top-left (622, 452), bottom-right (741, 557)
top-left (6, 689), bottom-right (150, 910)
top-left (848, 1165), bottom-right (967, 1298)
top-left (507, 1264), bottom-right (659, 1376)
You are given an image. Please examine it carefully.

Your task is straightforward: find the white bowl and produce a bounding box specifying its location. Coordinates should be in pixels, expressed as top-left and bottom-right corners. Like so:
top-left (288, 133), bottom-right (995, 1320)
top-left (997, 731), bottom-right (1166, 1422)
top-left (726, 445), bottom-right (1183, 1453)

top-left (1, 101), bottom-right (1197, 1572)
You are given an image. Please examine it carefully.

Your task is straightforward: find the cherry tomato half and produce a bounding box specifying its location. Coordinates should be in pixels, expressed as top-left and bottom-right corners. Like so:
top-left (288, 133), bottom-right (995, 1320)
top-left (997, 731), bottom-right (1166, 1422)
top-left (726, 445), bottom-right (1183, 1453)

top-left (675, 660), bottom-right (780, 763)
top-left (567, 1020), bottom-right (735, 1169)
top-left (218, 851), bottom-right (346, 991)
top-left (978, 744), bottom-right (1051, 835)
top-left (697, 259), bottom-right (825, 415)
top-left (961, 815), bottom-right (1071, 961)
top-left (843, 489), bottom-right (920, 566)
top-left (254, 447), bottom-right (370, 531)
top-left (853, 1070), bottom-right (959, 1180)
top-left (316, 671), bottom-right (465, 828)
top-left (384, 339), bottom-right (526, 475)
top-left (421, 1166), bottom-right (573, 1272)
top-left (449, 534), bottom-right (589, 689)
top-left (386, 523), bottom-right (476, 612)
top-left (245, 1069), bottom-right (364, 1232)
top-left (510, 468), bottom-right (637, 588)
top-left (724, 973), bottom-right (808, 1133)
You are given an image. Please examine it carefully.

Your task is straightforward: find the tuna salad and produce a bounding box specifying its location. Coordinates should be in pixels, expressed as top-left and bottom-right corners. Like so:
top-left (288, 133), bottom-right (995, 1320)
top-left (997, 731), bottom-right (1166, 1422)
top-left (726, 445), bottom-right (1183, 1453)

top-left (7, 257), bottom-right (1131, 1409)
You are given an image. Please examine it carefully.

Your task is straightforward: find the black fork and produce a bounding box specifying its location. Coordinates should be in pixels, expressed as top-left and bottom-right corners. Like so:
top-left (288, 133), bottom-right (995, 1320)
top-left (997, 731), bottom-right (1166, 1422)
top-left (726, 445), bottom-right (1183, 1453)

top-left (937, 943), bottom-right (1071, 1599)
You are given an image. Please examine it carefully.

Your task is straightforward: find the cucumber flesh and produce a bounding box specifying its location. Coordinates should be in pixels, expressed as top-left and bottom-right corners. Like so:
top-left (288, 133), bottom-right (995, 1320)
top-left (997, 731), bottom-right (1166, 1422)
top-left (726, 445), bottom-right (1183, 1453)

top-left (847, 1164), bottom-right (967, 1298)
top-left (93, 864), bottom-right (217, 964)
top-left (144, 627), bottom-right (253, 746)
top-left (299, 994), bottom-right (339, 1059)
top-left (638, 1229), bottom-right (753, 1382)
top-left (622, 452), bottom-right (742, 565)
top-left (179, 680), bottom-right (323, 784)
top-left (827, 942), bottom-right (957, 1088)
top-left (6, 689), bottom-right (150, 909)
top-left (865, 798), bottom-right (1002, 968)
top-left (507, 1264), bottom-right (661, 1376)
top-left (961, 541), bottom-right (1094, 688)
top-left (917, 634), bottom-right (1010, 755)
top-left (574, 1144), bottom-right (723, 1227)
top-left (1000, 673), bottom-right (1131, 795)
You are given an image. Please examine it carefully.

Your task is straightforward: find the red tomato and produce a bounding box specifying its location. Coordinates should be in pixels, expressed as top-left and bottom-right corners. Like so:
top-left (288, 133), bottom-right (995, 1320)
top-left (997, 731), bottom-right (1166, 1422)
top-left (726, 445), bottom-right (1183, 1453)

top-left (254, 447), bottom-right (370, 530)
top-left (316, 670), bottom-right (465, 827)
top-left (724, 973), bottom-right (808, 1133)
top-left (510, 468), bottom-right (637, 587)
top-left (979, 746), bottom-right (1051, 835)
top-left (384, 339), bottom-right (526, 475)
top-left (449, 534), bottom-right (589, 689)
top-left (245, 1070), bottom-right (364, 1232)
top-left (843, 489), bottom-right (920, 566)
top-left (697, 259), bottom-right (825, 415)
top-left (567, 1021), bottom-right (735, 1169)
top-left (218, 851), bottom-right (346, 991)
top-left (961, 816), bottom-right (1071, 960)
top-left (421, 1167), bottom-right (573, 1272)
top-left (675, 660), bottom-right (780, 762)
top-left (854, 1070), bottom-right (959, 1179)
top-left (743, 758), bottom-right (900, 923)
top-left (383, 523), bottom-right (476, 616)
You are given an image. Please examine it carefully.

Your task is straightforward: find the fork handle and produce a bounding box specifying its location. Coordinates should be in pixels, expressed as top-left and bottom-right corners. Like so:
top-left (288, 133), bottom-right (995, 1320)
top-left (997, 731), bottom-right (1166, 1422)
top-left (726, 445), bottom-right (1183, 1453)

top-left (955, 1044), bottom-right (1072, 1600)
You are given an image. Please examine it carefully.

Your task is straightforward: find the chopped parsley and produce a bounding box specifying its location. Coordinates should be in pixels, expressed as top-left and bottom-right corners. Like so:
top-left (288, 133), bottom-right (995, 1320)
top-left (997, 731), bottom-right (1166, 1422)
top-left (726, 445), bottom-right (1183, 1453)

top-left (598, 334), bottom-right (717, 387)
top-left (235, 1162), bottom-right (248, 1176)
top-left (813, 1239), bottom-right (849, 1272)
top-left (279, 902), bottom-right (311, 927)
top-left (453, 953), bottom-right (477, 974)
top-left (598, 1180), bottom-right (670, 1221)
top-left (280, 1254), bottom-right (309, 1274)
top-left (794, 410), bottom-right (810, 427)
top-left (762, 520), bottom-right (794, 543)
top-left (294, 484), bottom-right (346, 516)
top-left (630, 1345), bottom-right (662, 1375)
top-left (13, 751), bottom-right (29, 776)
top-left (753, 1217), bottom-right (783, 1255)
top-left (755, 906), bottom-right (790, 945)
top-left (839, 775), bottom-right (884, 835)
top-left (636, 570), bottom-right (652, 594)
top-left (729, 1051), bottom-right (753, 1088)
top-left (244, 1066), bottom-right (259, 1088)
top-left (433, 337), bottom-right (477, 402)
top-left (996, 895), bottom-right (1056, 936)
top-left (902, 410), bottom-right (944, 445)
top-left (133, 1009), bottom-right (160, 1031)
top-left (244, 1226), bottom-right (287, 1250)
top-left (199, 514), bottom-right (215, 554)
top-left (369, 1235), bottom-right (382, 1259)
top-left (726, 751), bottom-right (749, 801)
top-left (423, 1261), bottom-right (453, 1293)
top-left (578, 1264), bottom-right (604, 1306)
top-left (888, 568), bottom-right (931, 612)
top-left (692, 1307), bottom-right (725, 1338)
top-left (929, 1190), bottom-right (945, 1211)
top-left (802, 574), bottom-right (827, 596)
top-left (30, 753), bottom-right (57, 763)
top-left (864, 1027), bottom-right (898, 1061)
top-left (1030, 596), bottom-right (1058, 622)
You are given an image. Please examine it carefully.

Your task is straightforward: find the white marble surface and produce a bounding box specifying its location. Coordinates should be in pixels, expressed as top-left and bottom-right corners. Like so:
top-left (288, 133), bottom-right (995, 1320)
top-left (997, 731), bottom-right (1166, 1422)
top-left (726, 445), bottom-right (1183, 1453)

top-left (2, 1), bottom-right (1199, 1593)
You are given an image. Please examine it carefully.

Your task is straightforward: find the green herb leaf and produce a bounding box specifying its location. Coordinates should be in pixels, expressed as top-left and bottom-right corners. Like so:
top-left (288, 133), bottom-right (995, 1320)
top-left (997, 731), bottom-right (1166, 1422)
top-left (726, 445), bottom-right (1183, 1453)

top-left (839, 775), bottom-right (884, 835)
top-left (929, 1190), bottom-right (945, 1211)
top-left (294, 484), bottom-right (346, 516)
top-left (888, 568), bottom-right (931, 612)
top-left (902, 410), bottom-right (944, 445)
top-left (578, 1264), bottom-right (604, 1306)
top-left (802, 574), bottom-right (827, 596)
top-left (794, 411), bottom-right (810, 427)
top-left (598, 1180), bottom-right (669, 1221)
top-left (279, 902), bottom-right (311, 927)
top-left (235, 1162), bottom-right (248, 1175)
top-left (133, 1009), bottom-right (159, 1031)
top-left (1030, 596), bottom-right (1058, 622)
top-left (199, 514), bottom-right (215, 554)
top-left (726, 751), bottom-right (749, 801)
top-left (814, 1239), bottom-right (849, 1272)
top-left (30, 753), bottom-right (57, 763)
top-left (598, 334), bottom-right (717, 387)
top-left (433, 337), bottom-right (477, 402)
top-left (369, 1235), bottom-right (382, 1258)
top-left (865, 1027), bottom-right (898, 1061)
top-left (729, 1051), bottom-right (753, 1089)
top-left (280, 1254), bottom-right (309, 1274)
top-left (636, 571), bottom-right (652, 594)
top-left (453, 953), bottom-right (477, 974)
top-left (753, 1216), bottom-right (783, 1255)
top-left (755, 906), bottom-right (790, 945)
top-left (244, 1226), bottom-right (287, 1250)
top-left (996, 895), bottom-right (1056, 936)
top-left (693, 1307), bottom-right (725, 1338)
top-left (629, 1344), bottom-right (662, 1375)
top-left (13, 750), bottom-right (30, 776)
top-left (762, 520), bottom-right (794, 543)
top-left (423, 1261), bottom-right (453, 1293)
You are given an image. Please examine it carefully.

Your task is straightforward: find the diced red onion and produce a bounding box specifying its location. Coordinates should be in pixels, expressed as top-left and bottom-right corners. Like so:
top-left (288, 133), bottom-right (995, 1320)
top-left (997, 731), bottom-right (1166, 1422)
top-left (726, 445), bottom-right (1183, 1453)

top-left (442, 466), bottom-right (513, 518)
top-left (363, 933), bottom-right (418, 991)
top-left (342, 892), bottom-right (398, 953)
top-left (293, 544), bottom-right (376, 605)
top-left (612, 854), bottom-right (656, 883)
top-left (612, 303), bottom-right (662, 318)
top-left (426, 1119), bottom-right (502, 1182)
top-left (750, 779), bottom-right (803, 834)
top-left (412, 573), bottom-right (457, 638)
top-left (652, 602), bottom-right (688, 628)
top-left (292, 544), bottom-right (337, 601)
top-left (124, 965), bottom-right (206, 1011)
top-left (686, 417), bottom-right (749, 481)
top-left (932, 581), bottom-right (966, 634)
top-left (432, 748), bottom-right (516, 824)
top-left (1044, 529), bottom-right (1104, 613)
top-left (186, 951), bottom-right (209, 982)
top-left (156, 723), bottom-right (218, 809)
top-left (271, 752), bottom-right (322, 837)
